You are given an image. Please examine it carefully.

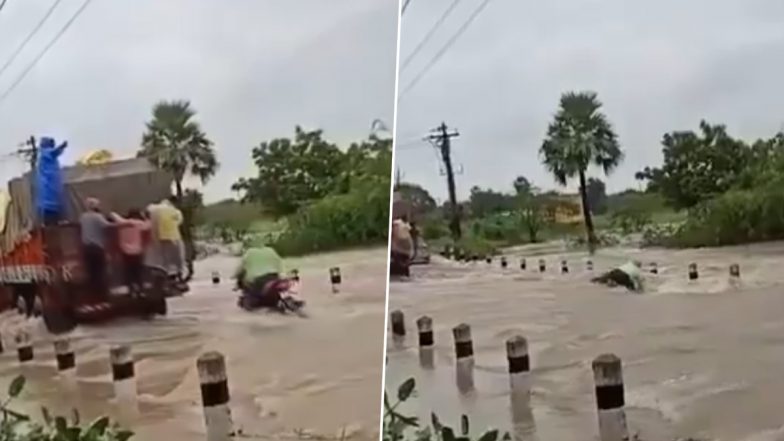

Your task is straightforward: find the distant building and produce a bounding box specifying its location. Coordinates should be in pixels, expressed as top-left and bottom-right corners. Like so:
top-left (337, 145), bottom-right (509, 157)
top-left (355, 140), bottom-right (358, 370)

top-left (542, 193), bottom-right (584, 224)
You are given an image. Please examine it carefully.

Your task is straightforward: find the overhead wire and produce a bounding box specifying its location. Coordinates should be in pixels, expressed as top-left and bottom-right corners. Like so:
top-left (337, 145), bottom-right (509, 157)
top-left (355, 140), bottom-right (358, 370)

top-left (400, 0), bottom-right (462, 72)
top-left (0, 0), bottom-right (94, 105)
top-left (0, 0), bottom-right (7, 12)
top-left (401, 0), bottom-right (412, 15)
top-left (0, 0), bottom-right (66, 81)
top-left (400, 0), bottom-right (493, 97)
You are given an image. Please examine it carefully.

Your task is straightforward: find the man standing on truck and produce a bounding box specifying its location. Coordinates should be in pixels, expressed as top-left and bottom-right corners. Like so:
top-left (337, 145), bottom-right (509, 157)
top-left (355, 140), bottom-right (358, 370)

top-left (111, 209), bottom-right (152, 297)
top-left (151, 197), bottom-right (184, 281)
top-left (36, 137), bottom-right (68, 226)
top-left (80, 197), bottom-right (115, 300)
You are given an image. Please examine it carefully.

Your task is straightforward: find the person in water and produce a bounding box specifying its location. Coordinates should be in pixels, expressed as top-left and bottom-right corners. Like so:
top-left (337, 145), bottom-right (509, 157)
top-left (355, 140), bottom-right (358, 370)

top-left (234, 240), bottom-right (286, 309)
top-left (390, 217), bottom-right (414, 277)
top-left (591, 260), bottom-right (645, 292)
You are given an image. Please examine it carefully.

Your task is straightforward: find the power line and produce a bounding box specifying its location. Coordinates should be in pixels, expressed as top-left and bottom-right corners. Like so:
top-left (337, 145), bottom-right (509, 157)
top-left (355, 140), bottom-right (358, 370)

top-left (0, 0), bottom-right (66, 81)
top-left (400, 0), bottom-right (493, 97)
top-left (401, 0), bottom-right (412, 14)
top-left (400, 0), bottom-right (462, 72)
top-left (0, 0), bottom-right (8, 12)
top-left (0, 0), bottom-right (94, 105)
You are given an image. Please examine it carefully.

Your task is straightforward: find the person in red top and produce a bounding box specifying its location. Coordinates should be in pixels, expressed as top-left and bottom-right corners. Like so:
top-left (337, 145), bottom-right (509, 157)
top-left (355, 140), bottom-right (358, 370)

top-left (111, 208), bottom-right (151, 296)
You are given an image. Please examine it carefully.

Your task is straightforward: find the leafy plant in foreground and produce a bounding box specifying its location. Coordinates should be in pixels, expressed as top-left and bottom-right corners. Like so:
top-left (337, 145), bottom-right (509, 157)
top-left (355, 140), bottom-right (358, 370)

top-left (0, 375), bottom-right (133, 441)
top-left (384, 378), bottom-right (507, 441)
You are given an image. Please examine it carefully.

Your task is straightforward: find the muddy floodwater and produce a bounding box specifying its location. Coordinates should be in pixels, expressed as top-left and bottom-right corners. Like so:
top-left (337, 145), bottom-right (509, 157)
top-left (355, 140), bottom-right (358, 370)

top-left (386, 241), bottom-right (784, 441)
top-left (0, 247), bottom-right (387, 440)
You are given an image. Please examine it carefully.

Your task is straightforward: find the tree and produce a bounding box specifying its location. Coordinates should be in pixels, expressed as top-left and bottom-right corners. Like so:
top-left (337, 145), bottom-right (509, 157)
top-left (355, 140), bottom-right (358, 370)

top-left (139, 100), bottom-right (218, 274)
top-left (396, 183), bottom-right (437, 216)
top-left (513, 175), bottom-right (532, 195)
top-left (517, 192), bottom-right (545, 243)
top-left (511, 175), bottom-right (543, 242)
top-left (232, 127), bottom-right (345, 217)
top-left (468, 186), bottom-right (516, 218)
top-left (181, 189), bottom-right (204, 225)
top-left (540, 91), bottom-right (623, 252)
top-left (139, 100), bottom-right (218, 199)
top-left (586, 177), bottom-right (607, 214)
top-left (636, 121), bottom-right (752, 209)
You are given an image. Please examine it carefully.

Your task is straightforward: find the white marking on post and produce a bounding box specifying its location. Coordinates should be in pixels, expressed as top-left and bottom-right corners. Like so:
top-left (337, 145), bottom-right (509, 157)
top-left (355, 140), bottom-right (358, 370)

top-left (198, 351), bottom-right (234, 441)
top-left (592, 354), bottom-right (629, 441)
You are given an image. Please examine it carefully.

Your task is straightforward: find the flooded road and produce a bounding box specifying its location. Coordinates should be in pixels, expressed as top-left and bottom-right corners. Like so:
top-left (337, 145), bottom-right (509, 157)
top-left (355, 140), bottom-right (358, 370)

top-left (0, 247), bottom-right (387, 440)
top-left (386, 241), bottom-right (784, 441)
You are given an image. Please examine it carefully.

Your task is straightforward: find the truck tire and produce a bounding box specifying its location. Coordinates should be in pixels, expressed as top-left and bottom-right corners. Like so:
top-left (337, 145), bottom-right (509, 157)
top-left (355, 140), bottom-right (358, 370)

top-left (156, 297), bottom-right (167, 316)
top-left (42, 306), bottom-right (76, 334)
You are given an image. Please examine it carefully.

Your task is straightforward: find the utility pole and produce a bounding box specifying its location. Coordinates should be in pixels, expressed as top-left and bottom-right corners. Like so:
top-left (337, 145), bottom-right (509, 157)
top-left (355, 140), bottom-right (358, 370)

top-left (17, 136), bottom-right (37, 171)
top-left (426, 122), bottom-right (461, 240)
top-left (16, 136), bottom-right (37, 220)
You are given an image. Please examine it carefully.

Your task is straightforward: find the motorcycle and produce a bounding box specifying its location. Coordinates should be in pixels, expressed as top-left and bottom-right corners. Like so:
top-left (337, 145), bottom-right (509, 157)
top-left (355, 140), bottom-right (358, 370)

top-left (235, 276), bottom-right (307, 317)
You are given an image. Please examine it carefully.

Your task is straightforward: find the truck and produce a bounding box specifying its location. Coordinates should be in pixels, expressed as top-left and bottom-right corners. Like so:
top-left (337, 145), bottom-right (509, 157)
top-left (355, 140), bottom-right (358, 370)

top-left (0, 157), bottom-right (184, 334)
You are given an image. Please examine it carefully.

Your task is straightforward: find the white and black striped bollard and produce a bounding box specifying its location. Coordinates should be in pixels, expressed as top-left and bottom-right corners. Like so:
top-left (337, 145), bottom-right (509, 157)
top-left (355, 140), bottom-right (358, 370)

top-left (650, 262), bottom-right (658, 274)
top-left (291, 269), bottom-right (300, 283)
top-left (729, 263), bottom-right (741, 288)
top-left (54, 338), bottom-right (76, 383)
top-left (538, 259), bottom-right (546, 273)
top-left (592, 354), bottom-right (629, 441)
top-left (688, 263), bottom-right (698, 281)
top-left (211, 271), bottom-right (220, 285)
top-left (561, 260), bottom-right (569, 274)
top-left (501, 257), bottom-right (508, 269)
top-left (390, 310), bottom-right (406, 338)
top-left (110, 345), bottom-right (137, 409)
top-left (198, 351), bottom-right (234, 441)
top-left (506, 335), bottom-right (530, 398)
top-left (417, 316), bottom-right (434, 369)
top-left (329, 267), bottom-right (342, 293)
top-left (15, 330), bottom-right (33, 364)
top-left (520, 258), bottom-right (526, 270)
top-left (453, 323), bottom-right (474, 392)
top-left (586, 259), bottom-right (594, 271)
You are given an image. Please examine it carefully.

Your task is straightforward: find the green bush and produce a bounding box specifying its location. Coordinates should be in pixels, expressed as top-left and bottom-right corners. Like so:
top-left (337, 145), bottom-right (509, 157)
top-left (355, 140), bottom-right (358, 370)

top-left (421, 218), bottom-right (450, 240)
top-left (660, 183), bottom-right (784, 248)
top-left (0, 376), bottom-right (133, 440)
top-left (271, 176), bottom-right (390, 256)
top-left (469, 214), bottom-right (522, 243)
top-left (384, 378), bottom-right (505, 441)
top-left (610, 209), bottom-right (652, 235)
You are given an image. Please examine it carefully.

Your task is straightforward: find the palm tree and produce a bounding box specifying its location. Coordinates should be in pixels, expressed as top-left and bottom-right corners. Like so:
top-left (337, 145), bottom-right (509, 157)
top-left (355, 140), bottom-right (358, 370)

top-left (139, 100), bottom-right (218, 277)
top-left (139, 100), bottom-right (218, 199)
top-left (540, 91), bottom-right (623, 253)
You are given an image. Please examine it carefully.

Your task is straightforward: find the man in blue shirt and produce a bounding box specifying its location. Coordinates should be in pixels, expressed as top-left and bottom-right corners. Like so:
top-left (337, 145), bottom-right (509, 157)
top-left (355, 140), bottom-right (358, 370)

top-left (35, 137), bottom-right (68, 226)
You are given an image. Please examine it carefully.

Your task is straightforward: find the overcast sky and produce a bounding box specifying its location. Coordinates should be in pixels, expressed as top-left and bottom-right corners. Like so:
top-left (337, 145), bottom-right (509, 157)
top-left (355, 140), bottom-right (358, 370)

top-left (0, 0), bottom-right (398, 202)
top-left (395, 0), bottom-right (784, 202)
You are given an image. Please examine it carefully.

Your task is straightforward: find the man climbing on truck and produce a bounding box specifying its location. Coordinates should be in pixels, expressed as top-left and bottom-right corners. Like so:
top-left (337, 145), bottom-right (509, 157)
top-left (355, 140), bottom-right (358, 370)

top-left (80, 197), bottom-right (118, 301)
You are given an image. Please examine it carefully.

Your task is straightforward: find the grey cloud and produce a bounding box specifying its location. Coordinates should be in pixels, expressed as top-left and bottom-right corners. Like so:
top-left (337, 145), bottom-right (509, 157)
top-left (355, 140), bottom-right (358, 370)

top-left (0, 0), bottom-right (398, 201)
top-left (395, 0), bottom-right (784, 200)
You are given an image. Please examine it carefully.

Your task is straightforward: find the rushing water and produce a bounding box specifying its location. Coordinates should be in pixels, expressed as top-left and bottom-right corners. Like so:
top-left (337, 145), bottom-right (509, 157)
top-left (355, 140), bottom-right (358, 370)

top-left (0, 247), bottom-right (387, 440)
top-left (386, 240), bottom-right (784, 441)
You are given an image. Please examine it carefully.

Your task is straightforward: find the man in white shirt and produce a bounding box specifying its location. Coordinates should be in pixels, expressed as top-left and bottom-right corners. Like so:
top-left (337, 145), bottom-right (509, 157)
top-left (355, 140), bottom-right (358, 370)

top-left (591, 260), bottom-right (645, 292)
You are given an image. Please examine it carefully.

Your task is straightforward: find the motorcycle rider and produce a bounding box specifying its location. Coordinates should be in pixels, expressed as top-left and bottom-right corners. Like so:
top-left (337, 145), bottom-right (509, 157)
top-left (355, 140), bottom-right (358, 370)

top-left (591, 260), bottom-right (645, 292)
top-left (234, 239), bottom-right (288, 310)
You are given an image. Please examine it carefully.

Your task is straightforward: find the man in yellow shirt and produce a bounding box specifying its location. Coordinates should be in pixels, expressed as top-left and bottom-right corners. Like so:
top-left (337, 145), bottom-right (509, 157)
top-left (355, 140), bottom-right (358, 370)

top-left (151, 197), bottom-right (184, 279)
